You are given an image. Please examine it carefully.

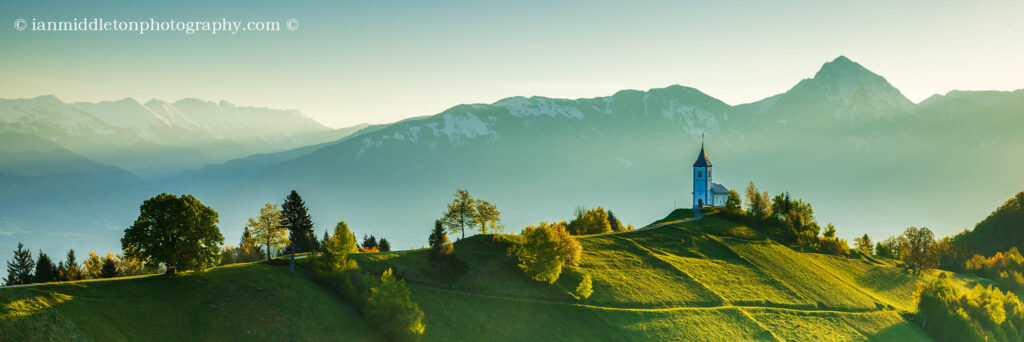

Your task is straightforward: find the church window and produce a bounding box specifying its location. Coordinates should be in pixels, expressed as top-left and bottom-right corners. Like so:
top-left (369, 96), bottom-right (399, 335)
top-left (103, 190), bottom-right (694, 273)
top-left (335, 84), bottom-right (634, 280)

top-left (698, 171), bottom-right (702, 177)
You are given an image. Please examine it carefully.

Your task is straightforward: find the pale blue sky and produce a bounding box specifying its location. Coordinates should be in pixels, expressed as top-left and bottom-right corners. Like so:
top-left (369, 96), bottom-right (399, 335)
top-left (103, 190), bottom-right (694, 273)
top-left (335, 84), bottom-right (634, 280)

top-left (1, 0), bottom-right (1022, 128)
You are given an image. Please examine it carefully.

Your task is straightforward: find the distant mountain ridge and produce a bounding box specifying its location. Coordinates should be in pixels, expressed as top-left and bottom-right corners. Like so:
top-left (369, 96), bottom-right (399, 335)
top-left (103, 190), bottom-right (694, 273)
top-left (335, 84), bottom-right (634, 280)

top-left (0, 95), bottom-right (360, 176)
top-left (2, 55), bottom-right (1023, 259)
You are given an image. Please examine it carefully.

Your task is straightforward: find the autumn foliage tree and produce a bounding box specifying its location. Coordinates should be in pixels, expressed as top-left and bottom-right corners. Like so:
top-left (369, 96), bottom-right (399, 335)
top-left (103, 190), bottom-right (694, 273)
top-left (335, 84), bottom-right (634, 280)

top-left (121, 193), bottom-right (224, 275)
top-left (247, 203), bottom-right (288, 261)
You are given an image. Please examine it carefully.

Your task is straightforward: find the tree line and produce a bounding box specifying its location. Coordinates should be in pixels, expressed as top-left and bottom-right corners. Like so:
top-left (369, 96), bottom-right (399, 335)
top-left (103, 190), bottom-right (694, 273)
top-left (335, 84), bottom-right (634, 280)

top-left (720, 182), bottom-right (850, 256)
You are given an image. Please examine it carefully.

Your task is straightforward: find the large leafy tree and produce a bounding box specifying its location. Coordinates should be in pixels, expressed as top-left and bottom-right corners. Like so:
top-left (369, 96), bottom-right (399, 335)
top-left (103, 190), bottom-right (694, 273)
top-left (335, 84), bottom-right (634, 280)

top-left (900, 226), bottom-right (938, 274)
top-left (122, 193), bottom-right (224, 275)
top-left (282, 190), bottom-right (317, 253)
top-left (4, 243), bottom-right (34, 285)
top-left (247, 203), bottom-right (289, 261)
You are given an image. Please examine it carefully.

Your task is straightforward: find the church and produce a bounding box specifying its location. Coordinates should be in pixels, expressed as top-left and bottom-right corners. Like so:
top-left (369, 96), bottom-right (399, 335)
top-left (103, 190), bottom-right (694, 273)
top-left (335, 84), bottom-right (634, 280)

top-left (692, 143), bottom-right (729, 209)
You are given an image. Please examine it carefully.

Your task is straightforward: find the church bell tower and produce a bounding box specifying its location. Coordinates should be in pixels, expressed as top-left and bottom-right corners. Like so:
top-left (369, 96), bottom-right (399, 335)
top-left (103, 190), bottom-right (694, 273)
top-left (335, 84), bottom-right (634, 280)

top-left (692, 140), bottom-right (712, 209)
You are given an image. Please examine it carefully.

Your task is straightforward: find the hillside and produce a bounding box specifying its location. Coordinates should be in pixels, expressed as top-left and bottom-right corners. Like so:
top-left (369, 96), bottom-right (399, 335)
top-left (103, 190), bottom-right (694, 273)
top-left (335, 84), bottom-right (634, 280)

top-left (0, 262), bottom-right (382, 341)
top-left (952, 190), bottom-right (1024, 256)
top-left (3, 210), bottom-right (998, 341)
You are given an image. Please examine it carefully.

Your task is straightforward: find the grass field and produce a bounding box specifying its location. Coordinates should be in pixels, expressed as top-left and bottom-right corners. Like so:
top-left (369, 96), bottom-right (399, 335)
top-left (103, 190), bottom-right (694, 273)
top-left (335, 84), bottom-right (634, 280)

top-left (2, 210), bottom-right (944, 341)
top-left (0, 261), bottom-right (381, 341)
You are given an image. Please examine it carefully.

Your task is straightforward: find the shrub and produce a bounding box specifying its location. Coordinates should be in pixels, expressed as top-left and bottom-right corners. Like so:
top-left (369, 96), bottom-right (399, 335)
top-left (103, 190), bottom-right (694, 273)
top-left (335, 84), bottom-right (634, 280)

top-left (575, 273), bottom-right (593, 301)
top-left (364, 269), bottom-right (425, 341)
top-left (514, 222), bottom-right (581, 283)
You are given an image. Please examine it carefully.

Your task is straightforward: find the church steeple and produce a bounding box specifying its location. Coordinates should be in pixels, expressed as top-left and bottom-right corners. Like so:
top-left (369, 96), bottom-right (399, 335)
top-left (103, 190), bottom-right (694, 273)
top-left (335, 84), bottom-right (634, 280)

top-left (692, 143), bottom-right (712, 167)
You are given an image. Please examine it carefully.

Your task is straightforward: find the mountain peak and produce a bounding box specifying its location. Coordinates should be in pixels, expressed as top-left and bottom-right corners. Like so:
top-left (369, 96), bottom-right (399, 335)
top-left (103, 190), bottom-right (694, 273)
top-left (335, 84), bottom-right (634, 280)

top-left (813, 55), bottom-right (877, 81)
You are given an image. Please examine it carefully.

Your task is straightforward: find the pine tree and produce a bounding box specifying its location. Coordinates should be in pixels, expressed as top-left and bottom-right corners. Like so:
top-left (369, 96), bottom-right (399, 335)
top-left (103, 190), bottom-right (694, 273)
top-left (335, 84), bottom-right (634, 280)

top-left (34, 251), bottom-right (58, 283)
top-left (5, 243), bottom-right (35, 285)
top-left (60, 249), bottom-right (82, 281)
top-left (282, 190), bottom-right (317, 253)
top-left (379, 238), bottom-right (391, 252)
top-left (607, 210), bottom-right (623, 232)
top-left (321, 230), bottom-right (330, 251)
top-left (100, 255), bottom-right (119, 278)
top-left (362, 235), bottom-right (379, 250)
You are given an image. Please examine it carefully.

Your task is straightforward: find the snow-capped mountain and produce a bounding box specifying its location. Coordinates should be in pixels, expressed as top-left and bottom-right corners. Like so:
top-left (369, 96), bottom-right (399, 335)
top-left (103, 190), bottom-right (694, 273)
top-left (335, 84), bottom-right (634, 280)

top-left (0, 96), bottom-right (336, 176)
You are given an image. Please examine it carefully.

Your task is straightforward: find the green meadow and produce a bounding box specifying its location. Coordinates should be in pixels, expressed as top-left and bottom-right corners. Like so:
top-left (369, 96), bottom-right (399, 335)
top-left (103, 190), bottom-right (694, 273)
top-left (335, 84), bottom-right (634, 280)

top-left (2, 210), bottom-right (981, 341)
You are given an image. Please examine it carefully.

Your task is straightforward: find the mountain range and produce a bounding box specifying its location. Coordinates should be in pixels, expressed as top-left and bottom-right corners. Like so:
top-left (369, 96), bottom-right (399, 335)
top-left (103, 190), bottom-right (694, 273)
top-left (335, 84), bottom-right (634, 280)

top-left (2, 56), bottom-right (1022, 257)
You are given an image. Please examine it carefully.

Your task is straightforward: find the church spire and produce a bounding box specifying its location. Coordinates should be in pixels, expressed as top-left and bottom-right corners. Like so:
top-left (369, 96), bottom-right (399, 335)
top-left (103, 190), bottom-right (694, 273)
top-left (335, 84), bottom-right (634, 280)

top-left (692, 142), bottom-right (711, 167)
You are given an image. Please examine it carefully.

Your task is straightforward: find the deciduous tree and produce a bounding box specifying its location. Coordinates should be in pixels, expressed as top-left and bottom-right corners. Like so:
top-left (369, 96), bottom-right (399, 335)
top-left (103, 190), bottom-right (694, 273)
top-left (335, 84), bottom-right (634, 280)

top-left (474, 200), bottom-right (501, 234)
top-left (84, 251), bottom-right (103, 279)
top-left (121, 193), bottom-right (224, 275)
top-left (247, 203), bottom-right (288, 261)
top-left (442, 189), bottom-right (476, 240)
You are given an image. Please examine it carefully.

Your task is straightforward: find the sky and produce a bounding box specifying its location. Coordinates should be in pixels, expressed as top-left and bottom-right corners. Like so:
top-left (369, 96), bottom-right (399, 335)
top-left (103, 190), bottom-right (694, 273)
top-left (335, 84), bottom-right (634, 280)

top-left (1, 0), bottom-right (1022, 128)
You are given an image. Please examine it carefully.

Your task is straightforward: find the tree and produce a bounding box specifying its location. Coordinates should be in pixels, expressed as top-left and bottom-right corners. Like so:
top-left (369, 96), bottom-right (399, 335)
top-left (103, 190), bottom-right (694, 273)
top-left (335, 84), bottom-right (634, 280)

top-left (282, 190), bottom-right (317, 253)
top-left (875, 236), bottom-right (898, 259)
top-left (33, 251), bottom-right (58, 283)
top-left (607, 210), bottom-right (625, 232)
top-left (428, 220), bottom-right (460, 274)
top-left (441, 189), bottom-right (477, 239)
top-left (724, 190), bottom-right (742, 215)
top-left (823, 223), bottom-right (837, 238)
top-left (4, 243), bottom-right (34, 285)
top-left (362, 235), bottom-right (379, 251)
top-left (117, 254), bottom-right (150, 276)
top-left (379, 238), bottom-right (392, 252)
top-left (474, 200), bottom-right (501, 234)
top-left (515, 222), bottom-right (581, 283)
top-left (100, 254), bottom-right (119, 278)
top-left (744, 182), bottom-right (772, 220)
top-left (854, 234), bottom-right (874, 255)
top-left (246, 203), bottom-right (288, 261)
top-left (321, 230), bottom-right (330, 251)
top-left (900, 226), bottom-right (938, 274)
top-left (59, 249), bottom-right (82, 281)
top-left (84, 251), bottom-right (103, 279)
top-left (568, 207), bottom-right (612, 235)
top-left (575, 273), bottom-right (593, 300)
top-left (237, 226), bottom-right (264, 262)
top-left (313, 221), bottom-right (359, 272)
top-left (122, 193), bottom-right (224, 275)
top-left (364, 269), bottom-right (426, 341)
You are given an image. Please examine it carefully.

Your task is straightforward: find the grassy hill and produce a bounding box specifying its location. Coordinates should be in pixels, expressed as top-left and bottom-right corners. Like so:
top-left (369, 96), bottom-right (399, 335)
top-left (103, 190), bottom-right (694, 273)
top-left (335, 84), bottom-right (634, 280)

top-left (1, 210), bottom-right (997, 341)
top-left (0, 262), bottom-right (382, 341)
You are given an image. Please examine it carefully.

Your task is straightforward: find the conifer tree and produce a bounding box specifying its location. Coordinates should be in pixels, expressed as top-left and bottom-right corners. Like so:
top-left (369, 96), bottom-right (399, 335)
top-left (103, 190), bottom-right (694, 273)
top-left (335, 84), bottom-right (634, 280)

top-left (607, 210), bottom-right (623, 232)
top-left (100, 255), bottom-right (119, 278)
top-left (379, 238), bottom-right (391, 252)
top-left (282, 190), bottom-right (317, 253)
top-left (4, 243), bottom-right (35, 285)
top-left (60, 249), bottom-right (83, 281)
top-left (34, 251), bottom-right (58, 283)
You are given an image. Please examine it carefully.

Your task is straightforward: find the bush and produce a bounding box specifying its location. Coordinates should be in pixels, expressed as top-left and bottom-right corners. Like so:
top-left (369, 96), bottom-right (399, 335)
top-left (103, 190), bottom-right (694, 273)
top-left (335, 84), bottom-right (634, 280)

top-left (514, 222), bottom-right (582, 284)
top-left (364, 269), bottom-right (426, 341)
top-left (575, 273), bottom-right (593, 301)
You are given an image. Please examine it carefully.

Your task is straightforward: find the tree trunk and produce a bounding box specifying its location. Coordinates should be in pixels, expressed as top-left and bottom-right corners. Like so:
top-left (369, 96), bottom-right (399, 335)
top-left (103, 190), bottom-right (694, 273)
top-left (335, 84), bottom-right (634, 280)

top-left (266, 241), bottom-right (271, 261)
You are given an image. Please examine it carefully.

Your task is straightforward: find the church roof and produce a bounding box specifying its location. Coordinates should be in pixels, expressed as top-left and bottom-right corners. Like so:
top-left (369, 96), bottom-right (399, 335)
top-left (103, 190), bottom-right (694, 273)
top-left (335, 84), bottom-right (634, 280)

top-left (692, 144), bottom-right (712, 167)
top-left (711, 183), bottom-right (728, 194)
